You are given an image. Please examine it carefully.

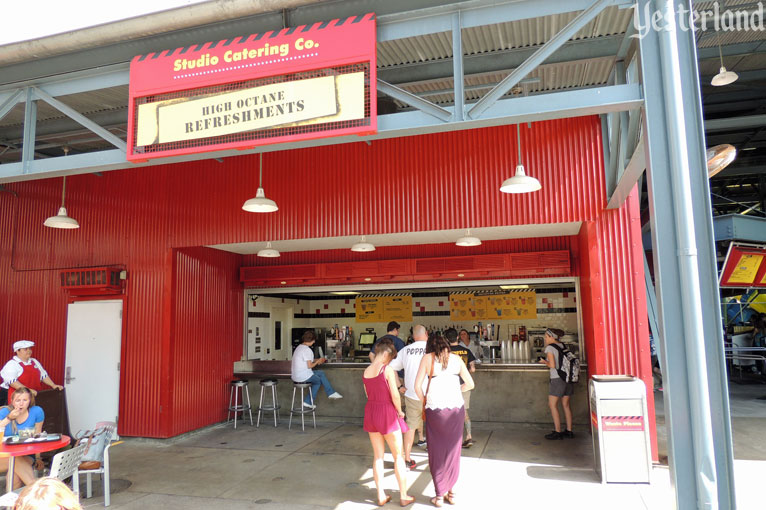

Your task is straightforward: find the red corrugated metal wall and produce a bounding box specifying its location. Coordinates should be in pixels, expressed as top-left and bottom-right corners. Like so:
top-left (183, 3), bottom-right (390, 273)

top-left (170, 247), bottom-right (242, 436)
top-left (0, 116), bottom-right (648, 438)
top-left (578, 187), bottom-right (655, 459)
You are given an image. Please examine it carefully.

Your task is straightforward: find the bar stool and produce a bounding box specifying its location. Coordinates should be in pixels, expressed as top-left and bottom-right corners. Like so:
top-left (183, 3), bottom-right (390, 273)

top-left (289, 382), bottom-right (316, 431)
top-left (228, 379), bottom-right (253, 428)
top-left (256, 378), bottom-right (280, 427)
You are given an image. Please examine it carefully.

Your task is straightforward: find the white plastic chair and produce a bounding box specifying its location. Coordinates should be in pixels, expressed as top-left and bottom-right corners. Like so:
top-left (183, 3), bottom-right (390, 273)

top-left (50, 443), bottom-right (87, 492)
top-left (76, 421), bottom-right (122, 507)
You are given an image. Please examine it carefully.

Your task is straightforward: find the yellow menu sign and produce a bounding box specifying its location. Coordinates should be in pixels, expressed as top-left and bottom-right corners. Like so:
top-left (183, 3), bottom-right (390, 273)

top-left (384, 296), bottom-right (413, 322)
top-left (356, 295), bottom-right (413, 323)
top-left (729, 254), bottom-right (763, 284)
top-left (356, 296), bottom-right (383, 323)
top-left (450, 292), bottom-right (537, 321)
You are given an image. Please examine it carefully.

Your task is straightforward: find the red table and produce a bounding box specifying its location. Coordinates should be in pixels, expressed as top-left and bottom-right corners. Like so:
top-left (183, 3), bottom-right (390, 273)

top-left (0, 435), bottom-right (70, 492)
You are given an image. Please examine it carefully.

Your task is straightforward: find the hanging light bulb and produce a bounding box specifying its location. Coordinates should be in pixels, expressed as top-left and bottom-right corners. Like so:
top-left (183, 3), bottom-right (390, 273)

top-left (351, 235), bottom-right (376, 252)
top-left (257, 242), bottom-right (280, 257)
top-left (500, 124), bottom-right (541, 193)
top-left (243, 153), bottom-right (279, 212)
top-left (711, 31), bottom-right (738, 87)
top-left (456, 229), bottom-right (482, 247)
top-left (44, 176), bottom-right (79, 229)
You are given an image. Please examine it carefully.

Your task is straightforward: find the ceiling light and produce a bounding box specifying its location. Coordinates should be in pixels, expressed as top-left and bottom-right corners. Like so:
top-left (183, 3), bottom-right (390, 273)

top-left (330, 291), bottom-right (360, 295)
top-left (500, 124), bottom-right (541, 193)
top-left (706, 144), bottom-right (737, 178)
top-left (456, 229), bottom-right (482, 247)
top-left (280, 281), bottom-right (287, 285)
top-left (712, 32), bottom-right (738, 87)
top-left (44, 176), bottom-right (79, 229)
top-left (457, 273), bottom-right (465, 277)
top-left (500, 284), bottom-right (530, 289)
top-left (242, 154), bottom-right (278, 213)
top-left (364, 278), bottom-right (372, 281)
top-left (257, 242), bottom-right (280, 257)
top-left (351, 235), bottom-right (376, 252)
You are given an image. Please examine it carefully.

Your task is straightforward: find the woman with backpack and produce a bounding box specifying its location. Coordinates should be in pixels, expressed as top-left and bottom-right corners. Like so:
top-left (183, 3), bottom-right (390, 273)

top-left (538, 328), bottom-right (574, 440)
top-left (0, 387), bottom-right (44, 488)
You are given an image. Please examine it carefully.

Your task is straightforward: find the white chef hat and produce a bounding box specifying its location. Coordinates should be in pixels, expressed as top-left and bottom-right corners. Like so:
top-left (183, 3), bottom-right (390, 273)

top-left (13, 340), bottom-right (34, 352)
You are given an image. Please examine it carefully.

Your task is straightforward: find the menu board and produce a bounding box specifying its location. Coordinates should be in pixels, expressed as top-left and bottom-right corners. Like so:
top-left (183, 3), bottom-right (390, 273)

top-left (356, 296), bottom-right (383, 322)
top-left (356, 295), bottom-right (413, 323)
top-left (384, 296), bottom-right (413, 322)
top-left (728, 254), bottom-right (763, 284)
top-left (450, 291), bottom-right (537, 321)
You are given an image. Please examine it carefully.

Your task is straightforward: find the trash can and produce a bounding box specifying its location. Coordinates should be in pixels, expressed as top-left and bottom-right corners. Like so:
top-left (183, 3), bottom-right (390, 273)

top-left (589, 375), bottom-right (651, 484)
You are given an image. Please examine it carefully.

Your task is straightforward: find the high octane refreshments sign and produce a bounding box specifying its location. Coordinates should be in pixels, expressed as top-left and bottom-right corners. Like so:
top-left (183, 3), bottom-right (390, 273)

top-left (127, 13), bottom-right (377, 161)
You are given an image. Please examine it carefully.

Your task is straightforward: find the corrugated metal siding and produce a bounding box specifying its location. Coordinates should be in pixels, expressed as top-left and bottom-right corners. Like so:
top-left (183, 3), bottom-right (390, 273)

top-left (0, 118), bottom-right (608, 437)
top-left (170, 247), bottom-right (242, 437)
top-left (578, 187), bottom-right (655, 458)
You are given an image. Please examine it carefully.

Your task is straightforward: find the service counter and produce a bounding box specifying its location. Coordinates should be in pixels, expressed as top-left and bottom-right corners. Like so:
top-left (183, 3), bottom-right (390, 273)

top-left (234, 360), bottom-right (589, 425)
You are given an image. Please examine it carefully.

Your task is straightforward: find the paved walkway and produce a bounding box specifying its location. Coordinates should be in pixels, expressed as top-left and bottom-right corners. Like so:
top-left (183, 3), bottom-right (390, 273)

top-left (74, 384), bottom-right (766, 510)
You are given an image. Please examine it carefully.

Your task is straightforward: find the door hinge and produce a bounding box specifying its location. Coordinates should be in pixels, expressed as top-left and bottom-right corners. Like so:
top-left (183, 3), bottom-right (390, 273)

top-left (119, 310), bottom-right (122, 319)
top-left (117, 362), bottom-right (120, 371)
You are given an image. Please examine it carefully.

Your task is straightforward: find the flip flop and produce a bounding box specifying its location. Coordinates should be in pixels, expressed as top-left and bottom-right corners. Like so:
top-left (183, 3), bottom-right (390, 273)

top-left (444, 492), bottom-right (456, 505)
top-left (400, 496), bottom-right (415, 507)
top-left (431, 496), bottom-right (444, 508)
top-left (377, 495), bottom-right (392, 506)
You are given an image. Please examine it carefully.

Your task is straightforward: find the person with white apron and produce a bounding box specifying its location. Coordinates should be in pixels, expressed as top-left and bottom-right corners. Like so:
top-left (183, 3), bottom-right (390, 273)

top-left (0, 341), bottom-right (63, 405)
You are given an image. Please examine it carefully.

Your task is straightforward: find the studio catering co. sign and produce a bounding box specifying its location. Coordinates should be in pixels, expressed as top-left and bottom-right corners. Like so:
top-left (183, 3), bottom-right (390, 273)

top-left (127, 13), bottom-right (377, 161)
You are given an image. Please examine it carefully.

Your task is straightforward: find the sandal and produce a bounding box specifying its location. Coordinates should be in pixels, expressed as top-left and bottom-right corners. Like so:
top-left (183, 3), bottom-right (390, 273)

top-left (377, 495), bottom-right (391, 506)
top-left (400, 496), bottom-right (415, 507)
top-left (444, 492), bottom-right (456, 505)
top-left (431, 496), bottom-right (444, 507)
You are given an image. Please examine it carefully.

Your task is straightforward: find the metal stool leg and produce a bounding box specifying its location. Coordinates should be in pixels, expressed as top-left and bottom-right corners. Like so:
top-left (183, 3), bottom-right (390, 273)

top-left (300, 386), bottom-right (305, 432)
top-left (228, 384), bottom-right (234, 422)
top-left (272, 384), bottom-right (279, 427)
top-left (289, 386), bottom-right (297, 430)
top-left (244, 382), bottom-right (253, 426)
top-left (257, 384), bottom-right (265, 427)
top-left (233, 384), bottom-right (240, 429)
top-left (309, 387), bottom-right (316, 429)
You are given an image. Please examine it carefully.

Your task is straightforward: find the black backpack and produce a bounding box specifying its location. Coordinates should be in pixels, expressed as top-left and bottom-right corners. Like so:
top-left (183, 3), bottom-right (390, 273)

top-left (552, 343), bottom-right (580, 383)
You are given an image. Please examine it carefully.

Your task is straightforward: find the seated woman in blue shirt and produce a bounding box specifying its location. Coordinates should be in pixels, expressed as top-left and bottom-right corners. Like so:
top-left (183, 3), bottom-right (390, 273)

top-left (0, 387), bottom-right (44, 488)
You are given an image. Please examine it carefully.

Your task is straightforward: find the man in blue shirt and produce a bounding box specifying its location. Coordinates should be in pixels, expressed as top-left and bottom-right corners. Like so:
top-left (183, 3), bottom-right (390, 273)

top-left (369, 322), bottom-right (406, 379)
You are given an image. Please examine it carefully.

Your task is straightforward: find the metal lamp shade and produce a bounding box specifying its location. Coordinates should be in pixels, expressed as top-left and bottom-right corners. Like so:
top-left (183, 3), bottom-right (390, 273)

top-left (711, 67), bottom-right (738, 86)
top-left (44, 207), bottom-right (80, 229)
top-left (242, 188), bottom-right (279, 213)
top-left (257, 242), bottom-right (280, 257)
top-left (500, 165), bottom-right (542, 193)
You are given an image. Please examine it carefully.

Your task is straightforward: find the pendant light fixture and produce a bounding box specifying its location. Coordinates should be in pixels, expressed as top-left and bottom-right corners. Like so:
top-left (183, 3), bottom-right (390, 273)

top-left (257, 242), bottom-right (280, 258)
top-left (351, 235), bottom-right (376, 252)
top-left (242, 153), bottom-right (279, 213)
top-left (44, 176), bottom-right (80, 229)
top-left (711, 31), bottom-right (738, 87)
top-left (456, 229), bottom-right (482, 247)
top-left (500, 123), bottom-right (541, 193)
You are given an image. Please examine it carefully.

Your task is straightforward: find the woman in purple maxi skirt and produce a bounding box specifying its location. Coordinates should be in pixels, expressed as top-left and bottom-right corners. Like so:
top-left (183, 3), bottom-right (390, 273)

top-left (414, 334), bottom-right (475, 507)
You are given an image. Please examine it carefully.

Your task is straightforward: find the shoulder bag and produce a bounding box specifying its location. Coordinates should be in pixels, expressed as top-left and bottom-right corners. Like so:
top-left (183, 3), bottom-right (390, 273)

top-left (421, 354), bottom-right (435, 423)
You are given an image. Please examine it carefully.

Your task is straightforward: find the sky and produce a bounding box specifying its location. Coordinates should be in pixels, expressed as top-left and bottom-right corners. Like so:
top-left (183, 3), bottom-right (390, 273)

top-left (0, 0), bottom-right (209, 45)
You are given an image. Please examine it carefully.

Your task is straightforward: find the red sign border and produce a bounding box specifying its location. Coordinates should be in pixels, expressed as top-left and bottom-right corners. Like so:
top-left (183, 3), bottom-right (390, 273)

top-left (127, 13), bottom-right (377, 162)
top-left (719, 243), bottom-right (766, 289)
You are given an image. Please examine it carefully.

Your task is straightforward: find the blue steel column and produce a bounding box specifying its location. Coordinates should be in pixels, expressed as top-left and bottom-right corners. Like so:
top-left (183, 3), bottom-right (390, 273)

top-left (638, 1), bottom-right (735, 509)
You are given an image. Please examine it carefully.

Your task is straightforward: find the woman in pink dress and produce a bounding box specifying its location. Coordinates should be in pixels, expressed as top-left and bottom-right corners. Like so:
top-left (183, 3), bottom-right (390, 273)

top-left (363, 337), bottom-right (415, 507)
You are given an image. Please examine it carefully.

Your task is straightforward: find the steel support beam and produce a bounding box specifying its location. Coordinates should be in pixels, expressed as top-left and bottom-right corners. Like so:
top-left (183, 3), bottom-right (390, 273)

top-left (638, 1), bottom-right (735, 509)
top-left (468, 0), bottom-right (613, 119)
top-left (31, 87), bottom-right (127, 151)
top-left (451, 12), bottom-right (464, 122)
top-left (376, 80), bottom-right (452, 123)
top-left (705, 114), bottom-right (766, 133)
top-left (378, 35), bottom-right (623, 86)
top-left (0, 89), bottom-right (23, 123)
top-left (0, 84), bottom-right (642, 182)
top-left (607, 135), bottom-right (645, 209)
top-left (21, 88), bottom-right (36, 174)
top-left (378, 0), bottom-right (632, 42)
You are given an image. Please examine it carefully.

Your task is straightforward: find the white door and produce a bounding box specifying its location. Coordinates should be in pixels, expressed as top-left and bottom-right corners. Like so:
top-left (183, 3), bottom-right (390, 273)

top-left (271, 307), bottom-right (292, 360)
top-left (65, 300), bottom-right (122, 434)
